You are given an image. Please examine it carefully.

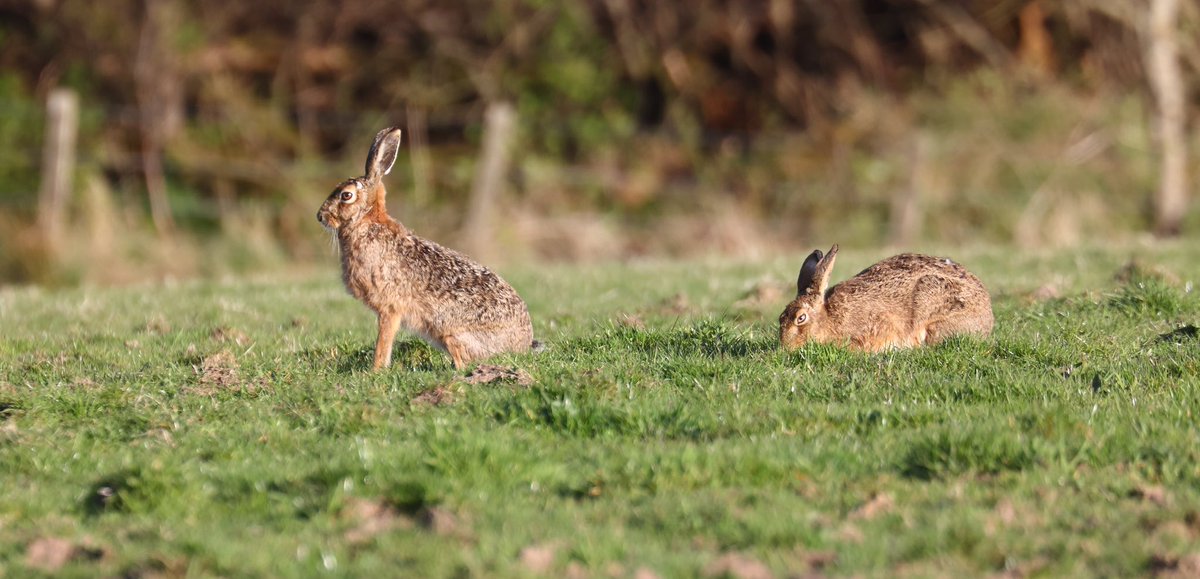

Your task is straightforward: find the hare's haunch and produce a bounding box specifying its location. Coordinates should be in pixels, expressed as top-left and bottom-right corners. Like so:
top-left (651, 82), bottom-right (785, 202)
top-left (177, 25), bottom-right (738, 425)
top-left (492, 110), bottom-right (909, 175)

top-left (779, 245), bottom-right (993, 351)
top-left (317, 127), bottom-right (535, 370)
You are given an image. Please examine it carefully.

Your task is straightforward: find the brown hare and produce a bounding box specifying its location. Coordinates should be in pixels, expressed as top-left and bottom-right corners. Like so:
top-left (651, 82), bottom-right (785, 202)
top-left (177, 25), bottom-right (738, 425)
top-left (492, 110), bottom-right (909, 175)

top-left (317, 127), bottom-right (536, 370)
top-left (779, 245), bottom-right (993, 352)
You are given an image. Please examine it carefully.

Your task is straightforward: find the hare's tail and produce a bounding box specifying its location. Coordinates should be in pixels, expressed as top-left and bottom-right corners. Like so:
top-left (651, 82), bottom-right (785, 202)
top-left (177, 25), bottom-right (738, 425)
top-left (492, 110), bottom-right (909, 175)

top-left (531, 339), bottom-right (547, 353)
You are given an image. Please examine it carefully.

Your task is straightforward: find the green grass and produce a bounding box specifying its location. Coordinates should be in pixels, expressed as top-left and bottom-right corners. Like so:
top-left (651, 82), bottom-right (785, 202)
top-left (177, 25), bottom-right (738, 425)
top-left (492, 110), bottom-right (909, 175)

top-left (3, 242), bottom-right (1200, 577)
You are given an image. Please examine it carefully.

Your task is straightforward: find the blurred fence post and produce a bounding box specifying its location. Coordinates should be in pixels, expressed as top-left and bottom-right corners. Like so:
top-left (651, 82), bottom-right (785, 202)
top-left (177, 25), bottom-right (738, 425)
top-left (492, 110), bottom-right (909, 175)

top-left (1145, 0), bottom-right (1188, 237)
top-left (1017, 0), bottom-right (1054, 76)
top-left (136, 0), bottom-right (178, 237)
top-left (407, 106), bottom-right (433, 208)
top-left (463, 101), bottom-right (517, 259)
top-left (37, 88), bottom-right (80, 254)
top-left (889, 132), bottom-right (928, 248)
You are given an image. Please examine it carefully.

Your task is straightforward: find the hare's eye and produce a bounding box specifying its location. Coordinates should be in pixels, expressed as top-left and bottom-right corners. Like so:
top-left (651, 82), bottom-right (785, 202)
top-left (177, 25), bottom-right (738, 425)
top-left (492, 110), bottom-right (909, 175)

top-left (795, 313), bottom-right (808, 325)
top-left (340, 190), bottom-right (356, 203)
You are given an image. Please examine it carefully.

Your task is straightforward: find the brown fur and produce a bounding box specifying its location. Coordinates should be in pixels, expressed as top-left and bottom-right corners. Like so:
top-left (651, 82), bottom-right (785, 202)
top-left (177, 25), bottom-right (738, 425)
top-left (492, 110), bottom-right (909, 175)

top-left (779, 245), bottom-right (993, 352)
top-left (317, 127), bottom-right (534, 370)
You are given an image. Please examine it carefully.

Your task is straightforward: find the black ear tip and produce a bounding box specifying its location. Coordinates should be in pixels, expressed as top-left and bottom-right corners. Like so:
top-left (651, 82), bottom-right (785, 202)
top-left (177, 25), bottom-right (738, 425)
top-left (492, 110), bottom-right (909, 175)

top-left (372, 126), bottom-right (403, 144)
top-left (810, 249), bottom-right (823, 262)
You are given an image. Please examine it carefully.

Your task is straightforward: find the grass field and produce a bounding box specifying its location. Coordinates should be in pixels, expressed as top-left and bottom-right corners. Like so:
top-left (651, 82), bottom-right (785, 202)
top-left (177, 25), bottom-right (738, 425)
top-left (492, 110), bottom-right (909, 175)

top-left (3, 242), bottom-right (1200, 577)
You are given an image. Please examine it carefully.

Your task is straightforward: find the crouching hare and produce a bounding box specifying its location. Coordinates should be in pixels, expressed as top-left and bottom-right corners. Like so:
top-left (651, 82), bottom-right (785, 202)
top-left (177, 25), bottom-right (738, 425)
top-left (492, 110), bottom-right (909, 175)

top-left (317, 127), bottom-right (536, 370)
top-left (779, 245), bottom-right (993, 352)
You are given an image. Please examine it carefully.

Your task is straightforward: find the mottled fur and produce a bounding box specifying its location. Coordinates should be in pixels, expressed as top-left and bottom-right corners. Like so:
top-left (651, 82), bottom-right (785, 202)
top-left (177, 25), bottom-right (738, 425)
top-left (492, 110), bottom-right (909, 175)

top-left (317, 127), bottom-right (534, 370)
top-left (779, 245), bottom-right (993, 351)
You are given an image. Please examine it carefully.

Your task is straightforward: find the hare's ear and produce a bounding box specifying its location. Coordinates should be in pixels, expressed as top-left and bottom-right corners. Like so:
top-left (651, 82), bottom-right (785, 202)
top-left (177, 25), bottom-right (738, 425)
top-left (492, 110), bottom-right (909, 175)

top-left (796, 244), bottom-right (839, 296)
top-left (796, 249), bottom-right (824, 296)
top-left (812, 244), bottom-right (839, 295)
top-left (364, 127), bottom-right (403, 184)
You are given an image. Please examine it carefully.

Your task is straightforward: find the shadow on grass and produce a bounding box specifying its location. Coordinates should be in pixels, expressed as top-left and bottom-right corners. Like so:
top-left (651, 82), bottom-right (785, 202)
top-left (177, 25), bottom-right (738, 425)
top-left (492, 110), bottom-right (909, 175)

top-left (299, 340), bottom-right (448, 374)
top-left (488, 383), bottom-right (716, 441)
top-left (561, 319), bottom-right (775, 359)
top-left (204, 465), bottom-right (443, 521)
top-left (777, 335), bottom-right (996, 372)
top-left (1108, 273), bottom-right (1195, 318)
top-left (82, 466), bottom-right (179, 517)
top-left (897, 427), bottom-right (1036, 481)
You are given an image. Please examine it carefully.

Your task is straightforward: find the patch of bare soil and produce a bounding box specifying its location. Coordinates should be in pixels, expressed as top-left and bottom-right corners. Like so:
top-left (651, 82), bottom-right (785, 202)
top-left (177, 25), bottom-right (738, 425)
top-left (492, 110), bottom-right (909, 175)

top-left (465, 365), bottom-right (534, 387)
top-left (119, 555), bottom-right (190, 579)
top-left (341, 498), bottom-right (413, 545)
top-left (25, 537), bottom-right (104, 572)
top-left (519, 542), bottom-right (560, 575)
top-left (412, 385), bottom-right (458, 407)
top-left (615, 313), bottom-right (646, 330)
top-left (70, 377), bottom-right (101, 391)
top-left (1132, 484), bottom-right (1171, 507)
top-left (837, 522), bottom-right (865, 544)
top-left (1026, 282), bottom-right (1062, 302)
top-left (0, 419), bottom-right (18, 442)
top-left (341, 498), bottom-right (470, 545)
top-left (193, 350), bottom-right (240, 395)
top-left (144, 315), bottom-right (172, 335)
top-left (633, 567), bottom-right (664, 579)
top-left (419, 506), bottom-right (471, 540)
top-left (1115, 260), bottom-right (1182, 286)
top-left (211, 326), bottom-right (250, 346)
top-left (849, 492), bottom-right (894, 521)
top-left (703, 552), bottom-right (774, 579)
top-left (1158, 325), bottom-right (1200, 344)
top-left (1150, 554), bottom-right (1200, 579)
top-left (657, 293), bottom-right (692, 316)
top-left (186, 350), bottom-right (271, 397)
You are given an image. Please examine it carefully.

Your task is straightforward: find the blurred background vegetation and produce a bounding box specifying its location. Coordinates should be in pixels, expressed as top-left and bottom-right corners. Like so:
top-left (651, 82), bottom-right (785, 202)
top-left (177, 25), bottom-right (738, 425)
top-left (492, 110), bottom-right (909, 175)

top-left (0, 0), bottom-right (1196, 284)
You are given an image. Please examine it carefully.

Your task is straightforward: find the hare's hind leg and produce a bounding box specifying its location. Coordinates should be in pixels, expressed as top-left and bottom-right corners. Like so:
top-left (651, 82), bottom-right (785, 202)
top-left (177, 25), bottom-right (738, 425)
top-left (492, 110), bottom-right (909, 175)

top-left (911, 275), bottom-right (993, 345)
top-left (373, 312), bottom-right (402, 370)
top-left (442, 331), bottom-right (513, 369)
top-left (442, 335), bottom-right (469, 369)
top-left (922, 311), bottom-right (993, 345)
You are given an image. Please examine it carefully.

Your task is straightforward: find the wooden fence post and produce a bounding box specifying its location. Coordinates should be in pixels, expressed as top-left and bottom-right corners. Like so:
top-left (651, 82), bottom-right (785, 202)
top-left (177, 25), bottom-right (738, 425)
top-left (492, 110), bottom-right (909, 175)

top-left (463, 101), bottom-right (517, 259)
top-left (889, 132), bottom-right (928, 248)
top-left (1146, 0), bottom-right (1188, 236)
top-left (37, 88), bottom-right (80, 254)
top-left (407, 105), bottom-right (433, 208)
top-left (135, 0), bottom-right (179, 236)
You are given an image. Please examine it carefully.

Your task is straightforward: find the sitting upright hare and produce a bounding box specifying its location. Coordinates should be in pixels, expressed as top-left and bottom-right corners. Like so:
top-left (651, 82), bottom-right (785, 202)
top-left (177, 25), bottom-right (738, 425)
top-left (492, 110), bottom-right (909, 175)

top-left (779, 245), bottom-right (993, 352)
top-left (317, 127), bottom-right (536, 370)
